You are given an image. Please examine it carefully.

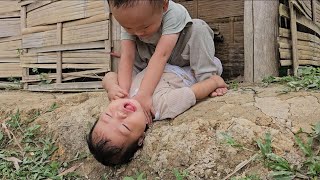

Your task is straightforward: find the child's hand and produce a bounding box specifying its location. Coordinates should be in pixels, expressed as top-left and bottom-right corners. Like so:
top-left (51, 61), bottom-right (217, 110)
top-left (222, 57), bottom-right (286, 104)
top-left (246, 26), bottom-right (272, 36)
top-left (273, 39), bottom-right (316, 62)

top-left (210, 75), bottom-right (228, 97)
top-left (107, 85), bottom-right (128, 101)
top-left (133, 93), bottom-right (154, 124)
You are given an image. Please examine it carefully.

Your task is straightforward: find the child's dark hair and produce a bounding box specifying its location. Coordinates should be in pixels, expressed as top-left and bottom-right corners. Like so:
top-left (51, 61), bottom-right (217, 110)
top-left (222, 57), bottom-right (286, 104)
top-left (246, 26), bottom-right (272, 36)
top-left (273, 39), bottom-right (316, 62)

top-left (86, 119), bottom-right (142, 166)
top-left (108, 0), bottom-right (165, 9)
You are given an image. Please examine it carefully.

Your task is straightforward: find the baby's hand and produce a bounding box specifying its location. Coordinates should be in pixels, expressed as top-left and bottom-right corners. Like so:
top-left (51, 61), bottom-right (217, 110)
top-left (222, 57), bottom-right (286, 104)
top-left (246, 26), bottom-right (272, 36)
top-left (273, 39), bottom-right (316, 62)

top-left (210, 75), bottom-right (228, 97)
top-left (107, 85), bottom-right (128, 101)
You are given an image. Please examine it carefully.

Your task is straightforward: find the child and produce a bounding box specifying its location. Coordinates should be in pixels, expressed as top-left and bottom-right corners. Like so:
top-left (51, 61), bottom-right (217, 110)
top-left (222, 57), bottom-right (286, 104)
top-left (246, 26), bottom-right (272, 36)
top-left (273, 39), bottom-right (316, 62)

top-left (108, 0), bottom-right (227, 120)
top-left (87, 63), bottom-right (227, 166)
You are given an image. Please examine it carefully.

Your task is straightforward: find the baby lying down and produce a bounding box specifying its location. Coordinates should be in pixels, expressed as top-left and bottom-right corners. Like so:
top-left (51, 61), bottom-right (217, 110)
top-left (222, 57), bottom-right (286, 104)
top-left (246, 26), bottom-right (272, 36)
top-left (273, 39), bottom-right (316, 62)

top-left (86, 63), bottom-right (227, 166)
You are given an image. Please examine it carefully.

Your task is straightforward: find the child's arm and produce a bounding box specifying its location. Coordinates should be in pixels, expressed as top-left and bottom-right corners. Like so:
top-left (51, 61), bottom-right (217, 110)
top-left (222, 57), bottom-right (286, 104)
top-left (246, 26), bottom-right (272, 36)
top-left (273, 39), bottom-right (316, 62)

top-left (118, 40), bottom-right (136, 94)
top-left (191, 75), bottom-right (228, 100)
top-left (134, 34), bottom-right (179, 115)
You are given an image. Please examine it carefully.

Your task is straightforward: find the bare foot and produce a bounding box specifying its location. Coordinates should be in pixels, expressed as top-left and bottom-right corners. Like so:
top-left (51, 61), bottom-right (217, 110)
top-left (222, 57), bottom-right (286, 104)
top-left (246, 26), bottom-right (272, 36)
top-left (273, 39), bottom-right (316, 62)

top-left (210, 87), bottom-right (228, 97)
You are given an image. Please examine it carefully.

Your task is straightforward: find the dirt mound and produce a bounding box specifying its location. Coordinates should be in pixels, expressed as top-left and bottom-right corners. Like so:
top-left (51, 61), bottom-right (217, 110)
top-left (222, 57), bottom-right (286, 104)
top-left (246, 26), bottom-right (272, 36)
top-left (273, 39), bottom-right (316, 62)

top-left (1, 85), bottom-right (319, 179)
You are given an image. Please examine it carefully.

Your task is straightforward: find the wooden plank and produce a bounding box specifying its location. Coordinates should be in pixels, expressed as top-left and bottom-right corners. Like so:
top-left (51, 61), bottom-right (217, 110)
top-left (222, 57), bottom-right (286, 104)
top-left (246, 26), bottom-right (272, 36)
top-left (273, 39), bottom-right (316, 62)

top-left (280, 3), bottom-right (290, 18)
top-left (0, 58), bottom-right (20, 63)
top-left (26, 1), bottom-right (107, 27)
top-left (20, 63), bottom-right (110, 69)
top-left (63, 14), bottom-right (109, 28)
top-left (21, 68), bottom-right (108, 83)
top-left (62, 20), bottom-right (109, 44)
top-left (0, 1), bottom-right (20, 15)
top-left (19, 0), bottom-right (36, 6)
top-left (296, 12), bottom-right (320, 36)
top-left (290, 2), bottom-right (299, 75)
top-left (0, 18), bottom-right (21, 38)
top-left (297, 0), bottom-right (312, 17)
top-left (279, 28), bottom-right (320, 46)
top-left (26, 0), bottom-right (52, 12)
top-left (27, 1), bottom-right (86, 27)
top-left (20, 50), bottom-right (110, 64)
top-left (27, 41), bottom-right (105, 53)
top-left (280, 59), bottom-right (292, 66)
top-left (313, 0), bottom-right (317, 22)
top-left (0, 63), bottom-right (22, 78)
top-left (27, 81), bottom-right (103, 91)
top-left (0, 36), bottom-right (21, 43)
top-left (22, 25), bottom-right (56, 35)
top-left (0, 40), bottom-right (21, 51)
top-left (292, 0), bottom-right (312, 19)
top-left (0, 11), bottom-right (20, 18)
top-left (22, 29), bottom-right (57, 48)
top-left (0, 82), bottom-right (21, 90)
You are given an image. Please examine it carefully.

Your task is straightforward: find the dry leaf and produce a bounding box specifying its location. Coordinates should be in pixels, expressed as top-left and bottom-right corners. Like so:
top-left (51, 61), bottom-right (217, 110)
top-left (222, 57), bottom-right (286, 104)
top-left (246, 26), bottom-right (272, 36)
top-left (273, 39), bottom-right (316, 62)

top-left (58, 163), bottom-right (83, 176)
top-left (4, 157), bottom-right (22, 170)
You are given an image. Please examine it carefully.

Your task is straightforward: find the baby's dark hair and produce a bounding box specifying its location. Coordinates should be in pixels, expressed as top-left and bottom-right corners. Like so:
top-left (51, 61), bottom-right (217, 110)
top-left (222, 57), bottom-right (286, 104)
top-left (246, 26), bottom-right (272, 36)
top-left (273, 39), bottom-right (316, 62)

top-left (86, 119), bottom-right (142, 166)
top-left (108, 0), bottom-right (165, 9)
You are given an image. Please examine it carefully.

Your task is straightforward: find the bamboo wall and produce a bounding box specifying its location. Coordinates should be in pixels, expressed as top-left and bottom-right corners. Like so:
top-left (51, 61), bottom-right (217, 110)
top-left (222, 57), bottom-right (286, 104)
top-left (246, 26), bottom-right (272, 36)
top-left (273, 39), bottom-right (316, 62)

top-left (278, 0), bottom-right (320, 75)
top-left (19, 0), bottom-right (111, 91)
top-left (0, 1), bottom-right (21, 79)
top-left (175, 0), bottom-right (245, 79)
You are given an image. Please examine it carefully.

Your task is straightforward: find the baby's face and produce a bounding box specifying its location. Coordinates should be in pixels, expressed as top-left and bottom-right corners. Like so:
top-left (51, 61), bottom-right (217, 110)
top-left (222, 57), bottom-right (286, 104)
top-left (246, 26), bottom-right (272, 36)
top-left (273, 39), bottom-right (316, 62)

top-left (111, 1), bottom-right (167, 39)
top-left (94, 98), bottom-right (148, 147)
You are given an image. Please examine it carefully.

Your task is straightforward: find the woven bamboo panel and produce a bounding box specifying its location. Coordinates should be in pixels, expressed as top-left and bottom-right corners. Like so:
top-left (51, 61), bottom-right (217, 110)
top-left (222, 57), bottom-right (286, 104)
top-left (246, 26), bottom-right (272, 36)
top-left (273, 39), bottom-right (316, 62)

top-left (21, 0), bottom-right (111, 91)
top-left (0, 1), bottom-right (22, 80)
top-left (198, 0), bottom-right (244, 21)
top-left (172, 0), bottom-right (245, 79)
top-left (278, 1), bottom-right (320, 72)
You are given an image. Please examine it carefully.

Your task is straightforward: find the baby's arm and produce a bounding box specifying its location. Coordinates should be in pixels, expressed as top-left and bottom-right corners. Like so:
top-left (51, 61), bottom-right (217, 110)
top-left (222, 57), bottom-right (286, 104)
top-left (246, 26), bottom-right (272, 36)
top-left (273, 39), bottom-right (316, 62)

top-left (102, 72), bottom-right (128, 101)
top-left (118, 40), bottom-right (136, 94)
top-left (191, 75), bottom-right (227, 100)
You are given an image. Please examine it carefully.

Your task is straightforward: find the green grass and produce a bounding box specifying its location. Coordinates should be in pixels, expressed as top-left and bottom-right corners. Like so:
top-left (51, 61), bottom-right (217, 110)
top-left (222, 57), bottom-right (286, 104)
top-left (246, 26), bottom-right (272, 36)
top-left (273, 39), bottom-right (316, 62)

top-left (173, 169), bottom-right (189, 180)
top-left (263, 66), bottom-right (320, 91)
top-left (0, 107), bottom-right (84, 180)
top-left (221, 125), bottom-right (320, 179)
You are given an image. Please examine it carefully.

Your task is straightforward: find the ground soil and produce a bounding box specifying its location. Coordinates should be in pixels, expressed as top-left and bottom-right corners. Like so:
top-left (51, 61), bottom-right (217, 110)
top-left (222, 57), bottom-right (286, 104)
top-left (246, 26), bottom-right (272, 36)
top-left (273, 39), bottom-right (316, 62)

top-left (0, 84), bottom-right (319, 179)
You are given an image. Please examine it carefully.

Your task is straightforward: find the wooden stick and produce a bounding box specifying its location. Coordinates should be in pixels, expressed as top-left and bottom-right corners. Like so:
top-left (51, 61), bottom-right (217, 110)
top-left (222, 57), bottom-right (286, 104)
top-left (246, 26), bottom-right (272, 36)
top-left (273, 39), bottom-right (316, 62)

top-left (56, 22), bottom-right (62, 83)
top-left (21, 5), bottom-right (29, 89)
top-left (289, 1), bottom-right (299, 75)
top-left (21, 25), bottom-right (56, 35)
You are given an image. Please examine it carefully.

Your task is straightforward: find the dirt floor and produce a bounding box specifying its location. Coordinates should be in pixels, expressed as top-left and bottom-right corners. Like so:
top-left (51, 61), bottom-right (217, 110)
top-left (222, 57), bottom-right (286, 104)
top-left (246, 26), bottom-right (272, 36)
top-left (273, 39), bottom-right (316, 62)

top-left (0, 84), bottom-right (319, 179)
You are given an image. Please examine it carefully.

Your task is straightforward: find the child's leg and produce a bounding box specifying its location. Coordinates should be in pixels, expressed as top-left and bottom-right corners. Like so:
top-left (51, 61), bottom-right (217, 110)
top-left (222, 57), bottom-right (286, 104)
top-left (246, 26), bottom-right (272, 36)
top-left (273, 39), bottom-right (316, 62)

top-left (168, 19), bottom-right (222, 81)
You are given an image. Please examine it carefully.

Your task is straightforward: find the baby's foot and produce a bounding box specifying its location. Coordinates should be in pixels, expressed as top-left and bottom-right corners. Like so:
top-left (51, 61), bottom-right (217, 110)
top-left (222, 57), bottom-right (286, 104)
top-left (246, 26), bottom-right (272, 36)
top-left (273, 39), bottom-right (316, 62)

top-left (210, 87), bottom-right (228, 97)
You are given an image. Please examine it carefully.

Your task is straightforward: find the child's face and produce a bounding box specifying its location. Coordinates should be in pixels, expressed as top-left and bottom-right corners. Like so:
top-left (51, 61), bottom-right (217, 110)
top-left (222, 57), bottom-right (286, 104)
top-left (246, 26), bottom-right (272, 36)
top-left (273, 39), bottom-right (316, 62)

top-left (111, 1), bottom-right (168, 39)
top-left (94, 98), bottom-right (148, 147)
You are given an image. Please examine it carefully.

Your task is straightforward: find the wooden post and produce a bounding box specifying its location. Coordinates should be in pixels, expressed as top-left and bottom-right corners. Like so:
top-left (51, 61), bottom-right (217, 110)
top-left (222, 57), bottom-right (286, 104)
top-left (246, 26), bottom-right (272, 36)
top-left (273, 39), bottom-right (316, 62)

top-left (56, 23), bottom-right (62, 83)
top-left (110, 15), bottom-right (121, 72)
top-left (244, 0), bottom-right (279, 82)
top-left (193, 0), bottom-right (198, 18)
top-left (289, 1), bottom-right (299, 76)
top-left (21, 6), bottom-right (29, 89)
